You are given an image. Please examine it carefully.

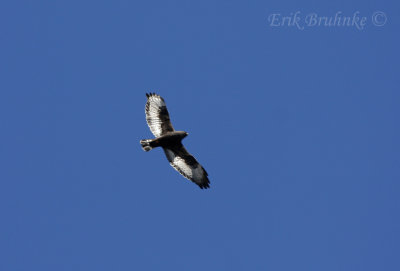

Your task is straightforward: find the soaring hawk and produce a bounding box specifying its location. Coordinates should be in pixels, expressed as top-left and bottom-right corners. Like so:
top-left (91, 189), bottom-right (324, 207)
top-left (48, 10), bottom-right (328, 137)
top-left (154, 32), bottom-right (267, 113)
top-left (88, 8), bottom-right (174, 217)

top-left (140, 93), bottom-right (210, 189)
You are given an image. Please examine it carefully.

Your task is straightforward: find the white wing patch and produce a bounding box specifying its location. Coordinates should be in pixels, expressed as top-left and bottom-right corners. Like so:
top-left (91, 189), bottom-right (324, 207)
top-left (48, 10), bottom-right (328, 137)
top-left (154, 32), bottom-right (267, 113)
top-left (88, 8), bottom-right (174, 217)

top-left (145, 93), bottom-right (174, 137)
top-left (171, 155), bottom-right (194, 178)
top-left (163, 148), bottom-right (210, 189)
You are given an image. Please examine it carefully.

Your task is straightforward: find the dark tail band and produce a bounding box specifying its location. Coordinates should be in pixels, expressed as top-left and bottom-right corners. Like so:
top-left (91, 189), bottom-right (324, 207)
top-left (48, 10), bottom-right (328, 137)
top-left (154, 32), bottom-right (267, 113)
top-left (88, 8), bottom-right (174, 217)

top-left (140, 139), bottom-right (153, 152)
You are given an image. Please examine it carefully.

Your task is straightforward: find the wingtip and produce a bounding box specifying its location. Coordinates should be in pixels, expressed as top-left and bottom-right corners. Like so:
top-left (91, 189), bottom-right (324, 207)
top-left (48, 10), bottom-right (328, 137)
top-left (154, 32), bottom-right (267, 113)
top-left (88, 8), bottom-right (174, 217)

top-left (198, 181), bottom-right (210, 189)
top-left (146, 92), bottom-right (159, 98)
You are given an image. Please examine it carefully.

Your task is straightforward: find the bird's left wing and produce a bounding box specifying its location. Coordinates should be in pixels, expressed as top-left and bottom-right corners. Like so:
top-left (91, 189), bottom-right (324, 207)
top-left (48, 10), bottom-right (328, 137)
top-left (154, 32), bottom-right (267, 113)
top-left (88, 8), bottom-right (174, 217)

top-left (163, 146), bottom-right (210, 189)
top-left (145, 93), bottom-right (175, 137)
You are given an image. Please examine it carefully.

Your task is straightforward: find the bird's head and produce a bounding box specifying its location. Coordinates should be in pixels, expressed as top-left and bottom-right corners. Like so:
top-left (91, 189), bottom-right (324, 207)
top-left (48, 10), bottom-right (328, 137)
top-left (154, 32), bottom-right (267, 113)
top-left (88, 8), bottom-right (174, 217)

top-left (176, 131), bottom-right (189, 139)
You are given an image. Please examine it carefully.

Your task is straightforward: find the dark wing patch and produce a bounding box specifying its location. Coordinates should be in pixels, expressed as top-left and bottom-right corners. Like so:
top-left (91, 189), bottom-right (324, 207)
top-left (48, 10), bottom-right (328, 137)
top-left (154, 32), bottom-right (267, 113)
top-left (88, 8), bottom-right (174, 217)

top-left (145, 93), bottom-right (174, 137)
top-left (163, 146), bottom-right (210, 189)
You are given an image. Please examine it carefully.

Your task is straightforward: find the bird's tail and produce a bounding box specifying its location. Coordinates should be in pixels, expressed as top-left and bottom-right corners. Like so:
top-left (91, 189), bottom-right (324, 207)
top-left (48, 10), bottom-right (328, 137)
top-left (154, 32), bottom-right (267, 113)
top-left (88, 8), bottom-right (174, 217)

top-left (140, 139), bottom-right (154, 152)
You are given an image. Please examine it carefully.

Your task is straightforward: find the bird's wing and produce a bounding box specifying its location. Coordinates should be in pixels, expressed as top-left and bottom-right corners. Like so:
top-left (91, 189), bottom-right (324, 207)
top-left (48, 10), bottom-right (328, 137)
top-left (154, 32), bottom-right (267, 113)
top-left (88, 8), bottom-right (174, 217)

top-left (145, 93), bottom-right (175, 137)
top-left (163, 145), bottom-right (210, 189)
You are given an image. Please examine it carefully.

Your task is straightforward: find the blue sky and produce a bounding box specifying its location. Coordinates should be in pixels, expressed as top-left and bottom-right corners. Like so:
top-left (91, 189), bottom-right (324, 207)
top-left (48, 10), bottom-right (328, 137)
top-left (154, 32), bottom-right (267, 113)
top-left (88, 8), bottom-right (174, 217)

top-left (1, 1), bottom-right (399, 270)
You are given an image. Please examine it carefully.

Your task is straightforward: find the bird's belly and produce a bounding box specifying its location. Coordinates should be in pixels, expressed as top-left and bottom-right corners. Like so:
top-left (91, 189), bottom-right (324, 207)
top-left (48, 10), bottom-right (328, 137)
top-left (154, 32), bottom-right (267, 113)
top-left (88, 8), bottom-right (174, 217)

top-left (155, 133), bottom-right (182, 147)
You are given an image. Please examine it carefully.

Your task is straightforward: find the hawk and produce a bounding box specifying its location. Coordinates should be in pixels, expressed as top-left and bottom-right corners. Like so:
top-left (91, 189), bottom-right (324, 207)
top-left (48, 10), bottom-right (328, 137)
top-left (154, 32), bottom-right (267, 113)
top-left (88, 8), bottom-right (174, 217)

top-left (140, 93), bottom-right (210, 189)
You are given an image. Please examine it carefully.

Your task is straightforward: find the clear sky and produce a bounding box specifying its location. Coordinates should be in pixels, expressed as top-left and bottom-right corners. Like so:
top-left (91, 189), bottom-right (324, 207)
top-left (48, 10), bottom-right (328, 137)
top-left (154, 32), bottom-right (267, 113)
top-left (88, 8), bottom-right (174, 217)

top-left (1, 1), bottom-right (399, 270)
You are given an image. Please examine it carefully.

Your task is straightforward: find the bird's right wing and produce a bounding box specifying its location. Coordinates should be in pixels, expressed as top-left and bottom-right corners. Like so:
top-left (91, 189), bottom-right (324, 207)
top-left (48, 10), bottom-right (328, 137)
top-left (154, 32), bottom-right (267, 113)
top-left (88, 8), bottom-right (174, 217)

top-left (145, 93), bottom-right (175, 137)
top-left (163, 146), bottom-right (210, 189)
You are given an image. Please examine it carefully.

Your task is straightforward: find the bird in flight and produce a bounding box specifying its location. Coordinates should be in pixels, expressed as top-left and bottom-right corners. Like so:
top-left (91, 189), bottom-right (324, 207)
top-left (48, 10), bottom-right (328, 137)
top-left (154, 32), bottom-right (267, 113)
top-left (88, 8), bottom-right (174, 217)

top-left (140, 93), bottom-right (210, 189)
